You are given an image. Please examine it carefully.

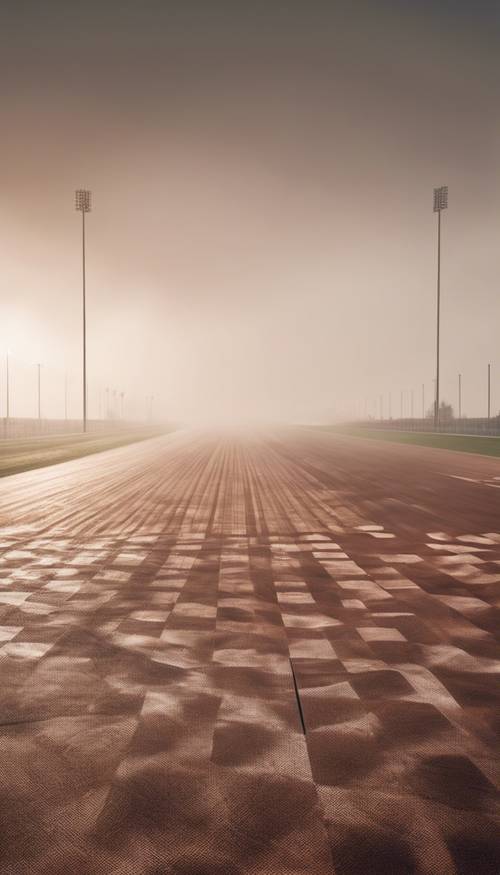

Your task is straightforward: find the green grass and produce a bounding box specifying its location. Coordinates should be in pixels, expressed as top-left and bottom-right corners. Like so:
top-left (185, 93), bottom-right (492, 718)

top-left (319, 426), bottom-right (500, 458)
top-left (0, 428), bottom-right (169, 479)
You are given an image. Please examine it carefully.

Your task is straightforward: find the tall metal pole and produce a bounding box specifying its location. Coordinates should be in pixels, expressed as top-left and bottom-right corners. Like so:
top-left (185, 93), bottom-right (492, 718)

top-left (82, 208), bottom-right (87, 433)
top-left (488, 363), bottom-right (491, 419)
top-left (435, 208), bottom-right (441, 427)
top-left (37, 364), bottom-right (41, 419)
top-left (6, 352), bottom-right (9, 420)
top-left (422, 383), bottom-right (425, 419)
top-left (75, 189), bottom-right (91, 433)
top-left (458, 373), bottom-right (462, 419)
top-left (433, 186), bottom-right (448, 428)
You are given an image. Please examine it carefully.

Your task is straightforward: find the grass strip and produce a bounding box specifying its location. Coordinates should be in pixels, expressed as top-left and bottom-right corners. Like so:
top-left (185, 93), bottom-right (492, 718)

top-left (0, 429), bottom-right (169, 478)
top-left (317, 426), bottom-right (500, 458)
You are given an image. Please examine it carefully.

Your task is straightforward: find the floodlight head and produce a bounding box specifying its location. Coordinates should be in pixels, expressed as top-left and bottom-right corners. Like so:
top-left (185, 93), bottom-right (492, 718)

top-left (75, 189), bottom-right (92, 212)
top-left (433, 185), bottom-right (448, 212)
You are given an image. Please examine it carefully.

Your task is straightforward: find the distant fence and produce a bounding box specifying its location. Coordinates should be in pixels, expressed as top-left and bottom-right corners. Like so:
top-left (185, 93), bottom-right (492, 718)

top-left (359, 417), bottom-right (500, 437)
top-left (1, 418), bottom-right (147, 440)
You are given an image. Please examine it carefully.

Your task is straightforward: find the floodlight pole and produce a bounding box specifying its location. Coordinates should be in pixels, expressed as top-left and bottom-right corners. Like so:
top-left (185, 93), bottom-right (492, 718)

top-left (435, 208), bottom-right (441, 428)
top-left (458, 373), bottom-right (462, 419)
top-left (488, 363), bottom-right (491, 419)
top-left (82, 208), bottom-right (87, 431)
top-left (37, 363), bottom-right (41, 420)
top-left (433, 186), bottom-right (448, 429)
top-left (75, 190), bottom-right (92, 433)
top-left (5, 352), bottom-right (9, 420)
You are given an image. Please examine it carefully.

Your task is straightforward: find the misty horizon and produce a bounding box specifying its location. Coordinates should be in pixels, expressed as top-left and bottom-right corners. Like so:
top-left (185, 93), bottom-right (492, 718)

top-left (1, 1), bottom-right (500, 425)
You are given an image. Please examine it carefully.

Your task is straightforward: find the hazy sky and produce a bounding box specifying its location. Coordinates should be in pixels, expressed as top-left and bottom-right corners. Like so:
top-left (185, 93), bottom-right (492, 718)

top-left (1, 1), bottom-right (499, 422)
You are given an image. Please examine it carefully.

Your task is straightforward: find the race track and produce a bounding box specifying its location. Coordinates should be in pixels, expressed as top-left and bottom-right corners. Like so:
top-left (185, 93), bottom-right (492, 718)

top-left (0, 428), bottom-right (499, 874)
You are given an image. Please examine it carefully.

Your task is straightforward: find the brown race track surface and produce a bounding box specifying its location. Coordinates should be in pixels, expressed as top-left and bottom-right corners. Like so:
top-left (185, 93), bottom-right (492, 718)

top-left (0, 428), bottom-right (499, 875)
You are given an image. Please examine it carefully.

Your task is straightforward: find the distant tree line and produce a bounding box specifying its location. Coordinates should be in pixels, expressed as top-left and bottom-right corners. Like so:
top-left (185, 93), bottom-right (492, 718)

top-left (425, 401), bottom-right (500, 420)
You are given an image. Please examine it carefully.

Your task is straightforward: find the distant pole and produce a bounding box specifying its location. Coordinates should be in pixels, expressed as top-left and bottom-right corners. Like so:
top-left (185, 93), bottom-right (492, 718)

top-left (75, 189), bottom-right (92, 433)
top-left (400, 390), bottom-right (403, 419)
top-left (5, 352), bottom-right (9, 420)
top-left (422, 383), bottom-right (425, 419)
top-left (458, 373), bottom-right (462, 419)
top-left (379, 394), bottom-right (383, 421)
top-left (433, 186), bottom-right (448, 428)
top-left (435, 203), bottom-right (441, 425)
top-left (488, 363), bottom-right (491, 419)
top-left (388, 391), bottom-right (392, 419)
top-left (411, 389), bottom-right (414, 418)
top-left (37, 363), bottom-right (41, 419)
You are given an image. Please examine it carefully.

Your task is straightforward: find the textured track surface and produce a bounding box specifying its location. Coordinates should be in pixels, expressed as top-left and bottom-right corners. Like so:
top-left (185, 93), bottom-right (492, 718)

top-left (0, 428), bottom-right (499, 875)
